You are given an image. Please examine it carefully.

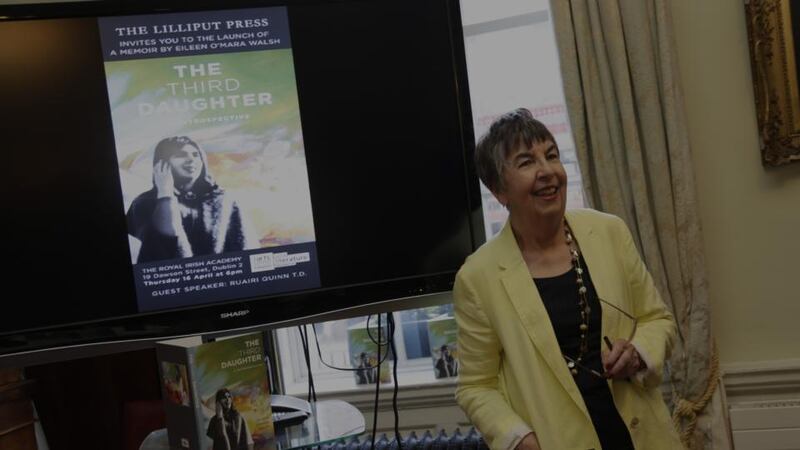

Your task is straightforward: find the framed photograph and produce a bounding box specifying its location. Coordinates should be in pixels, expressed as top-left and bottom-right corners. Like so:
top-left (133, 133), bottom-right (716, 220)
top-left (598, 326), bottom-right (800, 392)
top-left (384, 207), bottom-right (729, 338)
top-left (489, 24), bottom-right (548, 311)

top-left (746, 0), bottom-right (800, 166)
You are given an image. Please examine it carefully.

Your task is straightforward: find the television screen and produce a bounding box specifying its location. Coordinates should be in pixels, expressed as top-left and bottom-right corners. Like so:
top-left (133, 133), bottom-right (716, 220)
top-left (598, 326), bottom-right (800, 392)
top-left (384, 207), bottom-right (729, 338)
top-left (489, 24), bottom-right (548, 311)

top-left (0, 0), bottom-right (479, 359)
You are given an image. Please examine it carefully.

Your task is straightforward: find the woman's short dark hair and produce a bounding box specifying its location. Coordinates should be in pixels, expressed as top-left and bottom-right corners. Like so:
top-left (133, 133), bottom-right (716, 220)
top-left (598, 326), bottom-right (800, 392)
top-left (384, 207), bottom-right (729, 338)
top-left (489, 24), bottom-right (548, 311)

top-left (152, 136), bottom-right (218, 194)
top-left (215, 388), bottom-right (232, 403)
top-left (474, 108), bottom-right (555, 194)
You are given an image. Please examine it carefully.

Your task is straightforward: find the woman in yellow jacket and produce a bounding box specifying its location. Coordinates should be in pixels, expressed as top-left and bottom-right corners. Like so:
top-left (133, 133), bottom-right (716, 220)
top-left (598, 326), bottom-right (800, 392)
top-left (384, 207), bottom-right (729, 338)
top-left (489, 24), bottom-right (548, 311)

top-left (454, 109), bottom-right (683, 450)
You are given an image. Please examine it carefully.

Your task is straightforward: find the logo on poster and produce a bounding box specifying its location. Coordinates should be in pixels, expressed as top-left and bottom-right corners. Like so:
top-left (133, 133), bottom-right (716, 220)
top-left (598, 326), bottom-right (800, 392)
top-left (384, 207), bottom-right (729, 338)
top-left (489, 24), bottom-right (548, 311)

top-left (250, 253), bottom-right (275, 273)
top-left (250, 251), bottom-right (310, 273)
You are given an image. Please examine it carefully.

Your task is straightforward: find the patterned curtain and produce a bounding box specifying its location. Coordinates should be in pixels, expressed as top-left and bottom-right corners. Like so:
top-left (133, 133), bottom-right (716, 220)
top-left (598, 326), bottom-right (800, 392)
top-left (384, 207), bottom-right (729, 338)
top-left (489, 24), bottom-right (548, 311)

top-left (550, 1), bottom-right (731, 448)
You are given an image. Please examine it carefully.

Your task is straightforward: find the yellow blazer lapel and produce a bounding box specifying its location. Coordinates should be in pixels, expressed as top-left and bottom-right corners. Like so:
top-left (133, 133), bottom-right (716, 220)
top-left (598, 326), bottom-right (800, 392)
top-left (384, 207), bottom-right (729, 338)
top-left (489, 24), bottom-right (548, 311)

top-left (494, 221), bottom-right (589, 416)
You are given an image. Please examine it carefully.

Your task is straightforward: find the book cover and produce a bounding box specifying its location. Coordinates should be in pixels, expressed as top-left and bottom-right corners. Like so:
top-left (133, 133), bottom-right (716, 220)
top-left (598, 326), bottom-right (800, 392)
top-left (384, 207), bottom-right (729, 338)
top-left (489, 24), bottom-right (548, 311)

top-left (97, 7), bottom-right (320, 314)
top-left (346, 320), bottom-right (392, 385)
top-left (162, 360), bottom-right (192, 407)
top-left (157, 332), bottom-right (275, 450)
top-left (427, 314), bottom-right (458, 379)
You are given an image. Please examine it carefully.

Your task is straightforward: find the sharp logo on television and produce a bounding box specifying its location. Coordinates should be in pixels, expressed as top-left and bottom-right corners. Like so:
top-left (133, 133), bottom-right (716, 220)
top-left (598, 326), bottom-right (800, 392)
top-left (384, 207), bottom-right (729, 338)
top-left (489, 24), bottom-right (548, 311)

top-left (220, 309), bottom-right (250, 319)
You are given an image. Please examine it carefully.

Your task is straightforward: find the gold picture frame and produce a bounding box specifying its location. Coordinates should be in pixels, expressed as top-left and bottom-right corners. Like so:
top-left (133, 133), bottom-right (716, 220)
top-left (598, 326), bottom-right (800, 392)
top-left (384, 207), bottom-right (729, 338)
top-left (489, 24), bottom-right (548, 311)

top-left (746, 0), bottom-right (800, 166)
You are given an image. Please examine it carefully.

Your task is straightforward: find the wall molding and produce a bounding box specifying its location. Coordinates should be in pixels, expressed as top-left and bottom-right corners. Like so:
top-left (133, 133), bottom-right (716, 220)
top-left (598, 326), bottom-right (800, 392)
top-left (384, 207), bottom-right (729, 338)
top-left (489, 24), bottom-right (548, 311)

top-left (723, 360), bottom-right (800, 450)
top-left (316, 380), bottom-right (459, 412)
top-left (315, 381), bottom-right (467, 434)
top-left (306, 358), bottom-right (800, 436)
top-left (317, 358), bottom-right (800, 409)
top-left (722, 358), bottom-right (800, 404)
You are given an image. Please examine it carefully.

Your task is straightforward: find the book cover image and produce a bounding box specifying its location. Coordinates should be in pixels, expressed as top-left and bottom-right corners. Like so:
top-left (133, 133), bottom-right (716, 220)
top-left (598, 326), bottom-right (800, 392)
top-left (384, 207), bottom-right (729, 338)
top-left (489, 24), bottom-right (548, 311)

top-left (97, 8), bottom-right (320, 313)
top-left (427, 315), bottom-right (458, 379)
top-left (162, 361), bottom-right (191, 407)
top-left (194, 334), bottom-right (274, 450)
top-left (157, 332), bottom-right (274, 450)
top-left (347, 321), bottom-right (391, 386)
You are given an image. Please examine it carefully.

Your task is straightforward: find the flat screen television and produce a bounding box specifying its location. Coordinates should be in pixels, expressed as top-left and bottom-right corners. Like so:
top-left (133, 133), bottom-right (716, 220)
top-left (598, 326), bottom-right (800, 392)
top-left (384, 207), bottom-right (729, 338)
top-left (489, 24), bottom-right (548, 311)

top-left (0, 0), bottom-right (481, 362)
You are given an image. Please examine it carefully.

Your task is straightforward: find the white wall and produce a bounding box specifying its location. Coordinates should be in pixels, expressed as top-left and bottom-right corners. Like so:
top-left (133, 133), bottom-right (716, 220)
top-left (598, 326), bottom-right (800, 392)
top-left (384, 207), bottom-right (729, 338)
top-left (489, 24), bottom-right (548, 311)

top-left (670, 2), bottom-right (800, 446)
top-left (670, 0), bottom-right (800, 366)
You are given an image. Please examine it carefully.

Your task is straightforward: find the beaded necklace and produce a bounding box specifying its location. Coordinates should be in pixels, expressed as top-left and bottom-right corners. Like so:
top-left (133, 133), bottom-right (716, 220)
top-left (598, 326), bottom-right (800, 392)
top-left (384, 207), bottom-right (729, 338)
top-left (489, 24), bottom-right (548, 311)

top-left (564, 221), bottom-right (590, 376)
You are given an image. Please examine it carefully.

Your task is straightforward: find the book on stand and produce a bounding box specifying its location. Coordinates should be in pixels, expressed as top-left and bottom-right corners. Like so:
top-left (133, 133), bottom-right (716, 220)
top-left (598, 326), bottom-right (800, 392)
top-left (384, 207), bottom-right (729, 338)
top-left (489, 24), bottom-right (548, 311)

top-left (427, 314), bottom-right (458, 379)
top-left (346, 319), bottom-right (392, 385)
top-left (157, 332), bottom-right (275, 450)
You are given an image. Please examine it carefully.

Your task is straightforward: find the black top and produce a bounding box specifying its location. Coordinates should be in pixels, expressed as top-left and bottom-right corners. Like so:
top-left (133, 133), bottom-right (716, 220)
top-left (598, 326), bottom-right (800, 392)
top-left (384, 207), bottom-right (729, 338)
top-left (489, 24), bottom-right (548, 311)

top-left (534, 255), bottom-right (634, 450)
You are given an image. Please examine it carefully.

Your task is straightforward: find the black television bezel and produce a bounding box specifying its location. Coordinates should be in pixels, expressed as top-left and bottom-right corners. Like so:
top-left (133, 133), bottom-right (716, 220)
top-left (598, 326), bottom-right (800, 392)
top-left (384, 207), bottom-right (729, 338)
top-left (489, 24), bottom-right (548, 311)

top-left (0, 0), bottom-right (484, 365)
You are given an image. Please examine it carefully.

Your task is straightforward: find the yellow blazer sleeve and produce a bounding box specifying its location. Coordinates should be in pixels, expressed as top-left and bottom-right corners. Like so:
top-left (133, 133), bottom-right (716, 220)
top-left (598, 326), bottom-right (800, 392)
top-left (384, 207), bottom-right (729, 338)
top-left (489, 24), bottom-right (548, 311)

top-left (454, 270), bottom-right (533, 450)
top-left (614, 216), bottom-right (677, 389)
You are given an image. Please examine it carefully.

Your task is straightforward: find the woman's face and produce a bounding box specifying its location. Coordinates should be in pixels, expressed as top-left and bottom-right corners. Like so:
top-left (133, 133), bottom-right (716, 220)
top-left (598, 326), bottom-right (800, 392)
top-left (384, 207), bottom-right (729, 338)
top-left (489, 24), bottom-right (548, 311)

top-left (167, 144), bottom-right (203, 184)
top-left (495, 139), bottom-right (567, 224)
top-left (220, 391), bottom-right (233, 411)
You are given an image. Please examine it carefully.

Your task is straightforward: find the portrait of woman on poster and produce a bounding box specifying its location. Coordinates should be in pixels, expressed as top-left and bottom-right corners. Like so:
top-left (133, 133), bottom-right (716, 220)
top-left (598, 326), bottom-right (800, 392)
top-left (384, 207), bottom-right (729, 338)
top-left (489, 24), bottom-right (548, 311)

top-left (434, 344), bottom-right (458, 378)
top-left (126, 136), bottom-right (254, 263)
top-left (354, 352), bottom-right (376, 385)
top-left (454, 109), bottom-right (683, 450)
top-left (207, 388), bottom-right (253, 450)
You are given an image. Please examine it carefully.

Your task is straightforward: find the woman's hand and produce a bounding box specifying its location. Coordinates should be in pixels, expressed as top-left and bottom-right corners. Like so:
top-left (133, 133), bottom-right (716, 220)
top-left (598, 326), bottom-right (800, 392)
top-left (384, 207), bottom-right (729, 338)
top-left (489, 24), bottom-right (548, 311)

top-left (515, 433), bottom-right (541, 450)
top-left (602, 339), bottom-right (644, 379)
top-left (154, 161), bottom-right (174, 198)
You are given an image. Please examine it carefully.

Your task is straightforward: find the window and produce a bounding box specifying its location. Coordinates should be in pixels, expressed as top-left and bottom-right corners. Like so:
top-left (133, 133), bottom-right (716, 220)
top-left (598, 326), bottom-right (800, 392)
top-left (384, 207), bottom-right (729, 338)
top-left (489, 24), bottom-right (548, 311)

top-left (276, 0), bottom-right (585, 395)
top-left (276, 305), bottom-right (454, 395)
top-left (461, 0), bottom-right (585, 235)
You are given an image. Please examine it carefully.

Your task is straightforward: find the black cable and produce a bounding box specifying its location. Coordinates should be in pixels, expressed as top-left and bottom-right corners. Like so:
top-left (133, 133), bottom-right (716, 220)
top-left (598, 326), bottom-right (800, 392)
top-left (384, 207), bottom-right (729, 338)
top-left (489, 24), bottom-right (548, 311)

top-left (304, 325), bottom-right (317, 402)
top-left (309, 320), bottom-right (393, 372)
top-left (296, 325), bottom-right (309, 402)
top-left (370, 313), bottom-right (382, 450)
top-left (302, 314), bottom-right (401, 449)
top-left (366, 314), bottom-right (386, 345)
top-left (388, 312), bottom-right (401, 449)
top-left (297, 325), bottom-right (316, 403)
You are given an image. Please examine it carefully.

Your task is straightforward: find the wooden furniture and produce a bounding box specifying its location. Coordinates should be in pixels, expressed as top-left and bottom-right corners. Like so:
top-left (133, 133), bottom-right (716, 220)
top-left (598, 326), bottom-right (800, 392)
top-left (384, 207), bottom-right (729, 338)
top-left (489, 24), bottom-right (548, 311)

top-left (0, 368), bottom-right (37, 450)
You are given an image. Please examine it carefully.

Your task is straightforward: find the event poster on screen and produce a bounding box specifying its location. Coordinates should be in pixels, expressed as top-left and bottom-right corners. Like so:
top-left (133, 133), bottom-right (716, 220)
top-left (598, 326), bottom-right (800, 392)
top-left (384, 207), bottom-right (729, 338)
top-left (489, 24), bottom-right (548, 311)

top-left (98, 7), bottom-right (320, 312)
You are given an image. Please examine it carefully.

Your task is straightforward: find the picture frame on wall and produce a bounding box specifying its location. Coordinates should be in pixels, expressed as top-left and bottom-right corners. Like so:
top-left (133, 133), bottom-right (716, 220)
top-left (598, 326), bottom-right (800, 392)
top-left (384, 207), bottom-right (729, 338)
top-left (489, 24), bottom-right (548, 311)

top-left (746, 0), bottom-right (800, 166)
